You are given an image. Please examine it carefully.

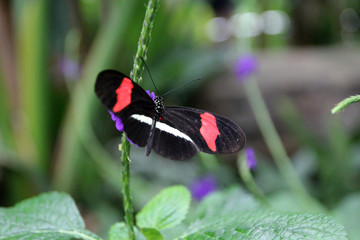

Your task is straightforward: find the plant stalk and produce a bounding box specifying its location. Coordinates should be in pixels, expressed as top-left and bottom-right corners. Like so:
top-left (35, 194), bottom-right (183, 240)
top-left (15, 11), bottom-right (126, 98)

top-left (244, 78), bottom-right (322, 211)
top-left (331, 94), bottom-right (360, 113)
top-left (237, 154), bottom-right (267, 204)
top-left (120, 138), bottom-right (134, 239)
top-left (120, 0), bottom-right (160, 239)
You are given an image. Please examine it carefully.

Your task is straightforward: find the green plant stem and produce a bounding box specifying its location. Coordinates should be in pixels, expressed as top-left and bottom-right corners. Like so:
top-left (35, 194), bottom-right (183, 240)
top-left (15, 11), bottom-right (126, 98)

top-left (120, 0), bottom-right (160, 239)
top-left (17, 0), bottom-right (50, 174)
top-left (120, 137), bottom-right (134, 239)
top-left (0, 68), bottom-right (15, 151)
top-left (331, 95), bottom-right (360, 113)
top-left (130, 0), bottom-right (160, 82)
top-left (237, 154), bottom-right (267, 205)
top-left (244, 78), bottom-right (321, 211)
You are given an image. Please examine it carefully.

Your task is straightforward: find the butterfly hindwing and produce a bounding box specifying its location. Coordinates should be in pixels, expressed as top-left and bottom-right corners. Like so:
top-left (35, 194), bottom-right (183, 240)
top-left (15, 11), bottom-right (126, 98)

top-left (151, 115), bottom-right (200, 160)
top-left (123, 115), bottom-right (152, 147)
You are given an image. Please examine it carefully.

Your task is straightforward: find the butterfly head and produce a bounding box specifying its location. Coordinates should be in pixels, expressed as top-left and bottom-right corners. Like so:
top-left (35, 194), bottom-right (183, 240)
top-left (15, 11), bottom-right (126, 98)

top-left (154, 96), bottom-right (164, 115)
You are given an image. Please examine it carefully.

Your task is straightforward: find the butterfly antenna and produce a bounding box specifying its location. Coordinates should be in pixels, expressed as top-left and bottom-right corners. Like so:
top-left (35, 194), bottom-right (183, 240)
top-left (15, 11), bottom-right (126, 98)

top-left (161, 77), bottom-right (202, 97)
top-left (141, 57), bottom-right (160, 96)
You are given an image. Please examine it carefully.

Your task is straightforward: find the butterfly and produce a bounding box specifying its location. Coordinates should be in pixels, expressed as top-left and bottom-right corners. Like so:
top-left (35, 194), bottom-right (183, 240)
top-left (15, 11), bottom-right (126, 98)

top-left (95, 70), bottom-right (246, 160)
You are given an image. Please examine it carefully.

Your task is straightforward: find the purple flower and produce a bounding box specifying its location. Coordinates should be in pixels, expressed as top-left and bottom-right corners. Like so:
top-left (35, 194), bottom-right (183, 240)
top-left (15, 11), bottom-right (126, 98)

top-left (146, 90), bottom-right (156, 101)
top-left (58, 57), bottom-right (81, 79)
top-left (108, 110), bottom-right (124, 131)
top-left (107, 90), bottom-right (156, 146)
top-left (245, 147), bottom-right (257, 169)
top-left (190, 175), bottom-right (218, 201)
top-left (234, 54), bottom-right (258, 81)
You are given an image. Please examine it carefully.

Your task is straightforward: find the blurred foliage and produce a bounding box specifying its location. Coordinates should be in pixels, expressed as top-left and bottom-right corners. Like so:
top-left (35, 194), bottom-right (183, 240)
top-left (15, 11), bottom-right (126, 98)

top-left (0, 0), bottom-right (360, 239)
top-left (0, 187), bottom-right (348, 239)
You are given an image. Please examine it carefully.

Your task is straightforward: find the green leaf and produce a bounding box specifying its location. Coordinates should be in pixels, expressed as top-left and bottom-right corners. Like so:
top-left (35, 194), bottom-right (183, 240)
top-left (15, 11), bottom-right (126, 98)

top-left (140, 228), bottom-right (164, 240)
top-left (108, 222), bottom-right (145, 240)
top-left (332, 193), bottom-right (360, 240)
top-left (136, 185), bottom-right (191, 230)
top-left (269, 191), bottom-right (310, 212)
top-left (180, 186), bottom-right (347, 240)
top-left (188, 186), bottom-right (261, 222)
top-left (0, 192), bottom-right (101, 240)
top-left (182, 210), bottom-right (347, 240)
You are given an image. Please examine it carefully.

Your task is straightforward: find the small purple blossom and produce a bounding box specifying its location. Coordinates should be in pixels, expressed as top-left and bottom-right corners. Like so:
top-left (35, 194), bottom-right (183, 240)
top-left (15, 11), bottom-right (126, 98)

top-left (190, 175), bottom-right (218, 201)
top-left (146, 90), bottom-right (156, 101)
top-left (245, 147), bottom-right (257, 169)
top-left (234, 54), bottom-right (258, 81)
top-left (108, 110), bottom-right (124, 131)
top-left (58, 57), bottom-right (81, 79)
top-left (108, 110), bottom-right (136, 146)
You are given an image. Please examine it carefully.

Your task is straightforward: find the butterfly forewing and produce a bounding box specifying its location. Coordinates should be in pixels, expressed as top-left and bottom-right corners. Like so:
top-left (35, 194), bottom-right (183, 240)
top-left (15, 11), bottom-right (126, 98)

top-left (143, 106), bottom-right (246, 159)
top-left (95, 70), bottom-right (155, 121)
top-left (95, 70), bottom-right (154, 147)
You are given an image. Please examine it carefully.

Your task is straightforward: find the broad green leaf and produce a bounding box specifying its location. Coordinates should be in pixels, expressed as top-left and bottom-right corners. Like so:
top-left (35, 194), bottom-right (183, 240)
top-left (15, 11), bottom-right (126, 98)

top-left (108, 222), bottom-right (145, 240)
top-left (332, 193), bottom-right (360, 240)
top-left (141, 228), bottom-right (164, 240)
top-left (180, 186), bottom-right (347, 240)
top-left (136, 185), bottom-right (191, 230)
top-left (0, 192), bottom-right (101, 240)
top-left (182, 210), bottom-right (347, 240)
top-left (187, 186), bottom-right (261, 222)
top-left (269, 190), bottom-right (309, 212)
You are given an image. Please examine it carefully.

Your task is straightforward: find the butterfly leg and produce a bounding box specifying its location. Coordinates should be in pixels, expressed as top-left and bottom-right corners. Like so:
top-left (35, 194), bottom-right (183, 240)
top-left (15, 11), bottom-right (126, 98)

top-left (145, 115), bottom-right (157, 156)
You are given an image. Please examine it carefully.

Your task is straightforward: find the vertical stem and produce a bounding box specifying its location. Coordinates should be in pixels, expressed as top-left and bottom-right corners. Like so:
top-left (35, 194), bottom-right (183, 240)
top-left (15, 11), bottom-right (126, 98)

top-left (244, 78), bottom-right (323, 211)
top-left (17, 0), bottom-right (50, 174)
top-left (120, 0), bottom-right (160, 239)
top-left (0, 2), bottom-right (17, 151)
top-left (130, 0), bottom-right (160, 83)
top-left (237, 154), bottom-right (267, 204)
top-left (120, 137), bottom-right (134, 239)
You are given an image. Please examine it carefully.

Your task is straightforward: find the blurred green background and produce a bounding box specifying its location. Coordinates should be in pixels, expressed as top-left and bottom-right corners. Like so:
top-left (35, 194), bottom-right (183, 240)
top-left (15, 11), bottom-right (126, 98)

top-left (1, 0), bottom-right (360, 238)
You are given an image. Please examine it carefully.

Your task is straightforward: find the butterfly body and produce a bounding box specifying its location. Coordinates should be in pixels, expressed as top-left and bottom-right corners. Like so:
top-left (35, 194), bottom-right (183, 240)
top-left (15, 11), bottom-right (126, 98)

top-left (95, 70), bottom-right (246, 160)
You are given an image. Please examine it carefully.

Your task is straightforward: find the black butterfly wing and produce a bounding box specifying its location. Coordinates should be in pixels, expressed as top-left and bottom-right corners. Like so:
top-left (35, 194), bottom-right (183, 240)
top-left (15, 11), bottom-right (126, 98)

top-left (95, 70), bottom-right (246, 159)
top-left (150, 114), bottom-right (200, 160)
top-left (151, 106), bottom-right (246, 160)
top-left (95, 70), bottom-right (155, 147)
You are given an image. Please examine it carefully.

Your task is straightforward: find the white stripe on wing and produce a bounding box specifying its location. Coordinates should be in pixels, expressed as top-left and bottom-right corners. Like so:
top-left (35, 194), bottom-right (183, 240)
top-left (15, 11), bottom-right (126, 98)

top-left (130, 114), bottom-right (194, 143)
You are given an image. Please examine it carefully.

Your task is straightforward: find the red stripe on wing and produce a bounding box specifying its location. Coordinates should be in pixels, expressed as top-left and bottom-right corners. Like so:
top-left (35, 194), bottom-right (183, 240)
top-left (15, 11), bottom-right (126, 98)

top-left (113, 77), bottom-right (133, 112)
top-left (199, 112), bottom-right (220, 152)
